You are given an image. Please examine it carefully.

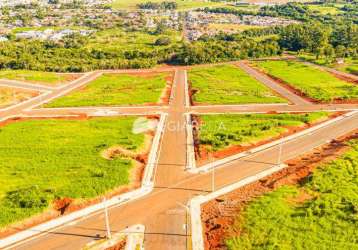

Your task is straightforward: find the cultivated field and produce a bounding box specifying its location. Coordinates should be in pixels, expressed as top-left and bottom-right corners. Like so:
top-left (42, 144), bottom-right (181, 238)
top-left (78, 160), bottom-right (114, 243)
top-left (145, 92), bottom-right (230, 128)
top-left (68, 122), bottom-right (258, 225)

top-left (0, 87), bottom-right (36, 108)
top-left (225, 138), bottom-right (358, 249)
top-left (0, 117), bottom-right (148, 228)
top-left (197, 112), bottom-right (329, 152)
top-left (0, 70), bottom-right (79, 85)
top-left (189, 64), bottom-right (286, 105)
top-left (254, 60), bottom-right (358, 102)
top-left (46, 72), bottom-right (171, 107)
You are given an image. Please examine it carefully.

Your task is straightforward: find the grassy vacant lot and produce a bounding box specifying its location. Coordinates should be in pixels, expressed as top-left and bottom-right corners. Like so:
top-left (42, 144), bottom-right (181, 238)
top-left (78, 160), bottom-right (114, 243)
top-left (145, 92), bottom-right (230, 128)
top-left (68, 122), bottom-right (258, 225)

top-left (110, 0), bottom-right (226, 10)
top-left (0, 117), bottom-right (146, 227)
top-left (0, 87), bottom-right (35, 108)
top-left (85, 28), bottom-right (182, 51)
top-left (307, 4), bottom-right (341, 15)
top-left (189, 64), bottom-right (286, 104)
top-left (226, 139), bottom-right (358, 249)
top-left (198, 112), bottom-right (328, 151)
top-left (255, 60), bottom-right (358, 102)
top-left (0, 70), bottom-right (76, 85)
top-left (300, 54), bottom-right (358, 76)
top-left (46, 72), bottom-right (169, 107)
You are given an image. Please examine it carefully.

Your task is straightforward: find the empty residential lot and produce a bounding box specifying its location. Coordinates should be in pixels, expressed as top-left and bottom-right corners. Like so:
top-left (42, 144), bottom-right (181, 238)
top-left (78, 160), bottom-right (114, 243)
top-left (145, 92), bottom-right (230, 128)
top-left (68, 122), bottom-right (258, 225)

top-left (46, 72), bottom-right (172, 107)
top-left (189, 64), bottom-right (286, 105)
top-left (0, 116), bottom-right (152, 229)
top-left (253, 60), bottom-right (358, 102)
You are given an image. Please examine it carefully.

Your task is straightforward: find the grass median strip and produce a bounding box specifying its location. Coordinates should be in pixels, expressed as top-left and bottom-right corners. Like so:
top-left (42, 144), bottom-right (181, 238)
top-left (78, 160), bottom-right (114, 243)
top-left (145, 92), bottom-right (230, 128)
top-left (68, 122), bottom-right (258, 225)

top-left (197, 112), bottom-right (329, 152)
top-left (225, 138), bottom-right (358, 250)
top-left (254, 60), bottom-right (358, 102)
top-left (189, 64), bottom-right (286, 105)
top-left (0, 117), bottom-right (148, 228)
top-left (46, 72), bottom-right (170, 107)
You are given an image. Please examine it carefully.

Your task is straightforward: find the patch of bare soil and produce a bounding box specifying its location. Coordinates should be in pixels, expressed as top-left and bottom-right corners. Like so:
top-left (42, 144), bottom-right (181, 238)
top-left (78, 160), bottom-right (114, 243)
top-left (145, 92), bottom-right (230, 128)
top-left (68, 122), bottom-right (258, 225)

top-left (105, 239), bottom-right (126, 250)
top-left (158, 73), bottom-right (174, 105)
top-left (193, 112), bottom-right (344, 166)
top-left (201, 130), bottom-right (358, 250)
top-left (0, 116), bottom-right (157, 238)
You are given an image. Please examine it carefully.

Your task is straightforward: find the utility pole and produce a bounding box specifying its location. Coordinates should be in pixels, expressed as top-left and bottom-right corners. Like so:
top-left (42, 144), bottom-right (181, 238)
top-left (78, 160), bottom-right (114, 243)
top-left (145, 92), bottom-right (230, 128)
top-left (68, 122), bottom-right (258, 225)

top-left (103, 197), bottom-right (112, 239)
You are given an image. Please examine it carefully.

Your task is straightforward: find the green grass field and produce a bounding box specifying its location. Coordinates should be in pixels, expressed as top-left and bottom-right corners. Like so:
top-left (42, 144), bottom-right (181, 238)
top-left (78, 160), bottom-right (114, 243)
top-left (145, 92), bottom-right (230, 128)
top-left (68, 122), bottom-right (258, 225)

top-left (110, 0), bottom-right (226, 10)
top-left (189, 64), bottom-right (286, 105)
top-left (0, 117), bottom-right (146, 227)
top-left (254, 60), bottom-right (358, 102)
top-left (0, 87), bottom-right (35, 108)
top-left (302, 55), bottom-right (358, 76)
top-left (85, 28), bottom-right (182, 51)
top-left (226, 138), bottom-right (358, 250)
top-left (198, 112), bottom-right (328, 151)
top-left (307, 4), bottom-right (341, 15)
top-left (0, 70), bottom-right (77, 85)
top-left (46, 72), bottom-right (170, 107)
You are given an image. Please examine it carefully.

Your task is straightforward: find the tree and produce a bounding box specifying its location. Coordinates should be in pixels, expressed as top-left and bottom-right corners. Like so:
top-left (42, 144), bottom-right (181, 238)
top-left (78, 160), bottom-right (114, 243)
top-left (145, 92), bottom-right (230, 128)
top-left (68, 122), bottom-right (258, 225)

top-left (155, 37), bottom-right (171, 46)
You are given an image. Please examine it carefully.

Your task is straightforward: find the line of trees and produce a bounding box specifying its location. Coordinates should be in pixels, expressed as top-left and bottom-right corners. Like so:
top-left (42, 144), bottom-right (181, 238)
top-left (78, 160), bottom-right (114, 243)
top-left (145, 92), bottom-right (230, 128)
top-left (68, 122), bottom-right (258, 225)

top-left (137, 1), bottom-right (177, 10)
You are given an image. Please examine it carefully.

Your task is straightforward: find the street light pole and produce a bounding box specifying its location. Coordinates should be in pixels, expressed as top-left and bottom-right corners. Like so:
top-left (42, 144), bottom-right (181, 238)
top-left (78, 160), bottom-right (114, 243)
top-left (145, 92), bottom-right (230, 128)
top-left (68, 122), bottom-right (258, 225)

top-left (103, 197), bottom-right (112, 239)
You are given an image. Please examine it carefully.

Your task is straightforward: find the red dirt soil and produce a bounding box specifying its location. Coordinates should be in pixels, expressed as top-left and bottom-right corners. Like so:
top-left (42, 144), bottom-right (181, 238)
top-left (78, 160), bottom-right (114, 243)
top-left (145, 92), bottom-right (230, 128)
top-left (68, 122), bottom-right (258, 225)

top-left (0, 115), bottom-right (159, 238)
top-left (106, 239), bottom-right (127, 250)
top-left (193, 112), bottom-right (345, 166)
top-left (201, 130), bottom-right (358, 250)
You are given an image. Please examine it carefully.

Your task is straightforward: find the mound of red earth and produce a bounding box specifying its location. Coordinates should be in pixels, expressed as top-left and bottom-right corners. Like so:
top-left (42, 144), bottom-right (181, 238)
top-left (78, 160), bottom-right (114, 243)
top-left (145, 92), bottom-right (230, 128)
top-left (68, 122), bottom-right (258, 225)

top-left (201, 130), bottom-right (358, 250)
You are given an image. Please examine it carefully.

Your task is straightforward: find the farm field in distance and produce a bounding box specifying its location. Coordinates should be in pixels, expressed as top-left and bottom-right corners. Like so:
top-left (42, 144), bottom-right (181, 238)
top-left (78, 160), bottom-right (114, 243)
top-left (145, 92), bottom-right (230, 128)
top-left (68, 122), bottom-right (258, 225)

top-left (189, 64), bottom-right (286, 105)
top-left (0, 70), bottom-right (80, 85)
top-left (254, 60), bottom-right (358, 102)
top-left (225, 138), bottom-right (358, 250)
top-left (46, 72), bottom-right (171, 107)
top-left (0, 87), bottom-right (37, 108)
top-left (0, 117), bottom-right (149, 228)
top-left (197, 112), bottom-right (329, 153)
top-left (85, 28), bottom-right (182, 51)
top-left (110, 0), bottom-right (226, 10)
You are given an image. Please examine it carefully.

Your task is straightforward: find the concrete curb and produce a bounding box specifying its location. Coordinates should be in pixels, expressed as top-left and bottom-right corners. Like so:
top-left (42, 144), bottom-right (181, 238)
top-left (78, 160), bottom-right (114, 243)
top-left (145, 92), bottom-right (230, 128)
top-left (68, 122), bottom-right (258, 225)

top-left (189, 110), bottom-right (358, 174)
top-left (169, 70), bottom-right (177, 105)
top-left (189, 163), bottom-right (288, 250)
top-left (185, 113), bottom-right (196, 170)
top-left (0, 113), bottom-right (168, 249)
top-left (192, 103), bottom-right (289, 108)
top-left (84, 224), bottom-right (145, 250)
top-left (184, 70), bottom-right (190, 108)
top-left (143, 113), bottom-right (167, 187)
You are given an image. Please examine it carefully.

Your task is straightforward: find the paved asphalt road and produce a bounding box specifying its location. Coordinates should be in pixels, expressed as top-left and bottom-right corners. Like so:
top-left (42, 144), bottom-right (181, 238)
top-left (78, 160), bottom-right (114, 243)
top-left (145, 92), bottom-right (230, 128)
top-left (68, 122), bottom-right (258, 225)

top-left (0, 64), bottom-right (357, 250)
